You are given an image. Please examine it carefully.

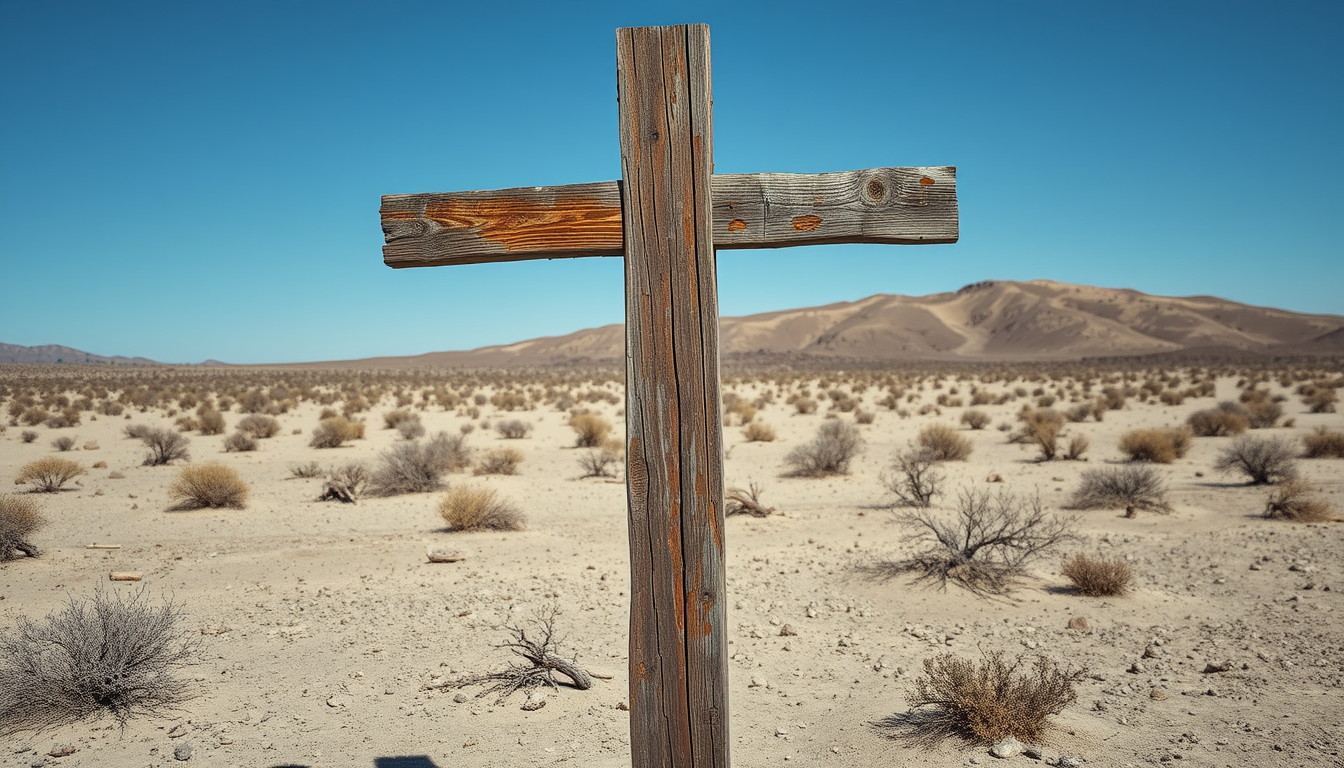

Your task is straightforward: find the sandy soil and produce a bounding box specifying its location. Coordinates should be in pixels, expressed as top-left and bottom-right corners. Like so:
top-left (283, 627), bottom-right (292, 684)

top-left (2, 374), bottom-right (1342, 768)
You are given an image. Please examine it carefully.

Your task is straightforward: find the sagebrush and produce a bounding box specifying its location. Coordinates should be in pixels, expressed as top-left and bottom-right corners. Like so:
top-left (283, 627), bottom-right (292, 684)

top-left (905, 650), bottom-right (1082, 744)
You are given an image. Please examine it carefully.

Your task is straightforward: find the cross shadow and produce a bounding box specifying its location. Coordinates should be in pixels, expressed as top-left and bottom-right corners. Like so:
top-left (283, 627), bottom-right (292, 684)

top-left (374, 758), bottom-right (442, 768)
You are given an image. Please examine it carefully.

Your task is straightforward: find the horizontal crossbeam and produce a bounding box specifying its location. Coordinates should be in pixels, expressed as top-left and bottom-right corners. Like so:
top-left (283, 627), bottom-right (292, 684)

top-left (380, 166), bottom-right (957, 268)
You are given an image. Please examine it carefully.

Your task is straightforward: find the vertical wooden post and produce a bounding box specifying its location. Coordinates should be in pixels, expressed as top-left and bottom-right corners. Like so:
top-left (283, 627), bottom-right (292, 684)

top-left (617, 24), bottom-right (728, 768)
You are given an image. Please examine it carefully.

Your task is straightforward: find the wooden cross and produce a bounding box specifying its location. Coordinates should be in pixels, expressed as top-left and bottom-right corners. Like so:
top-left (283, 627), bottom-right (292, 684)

top-left (379, 24), bottom-right (957, 768)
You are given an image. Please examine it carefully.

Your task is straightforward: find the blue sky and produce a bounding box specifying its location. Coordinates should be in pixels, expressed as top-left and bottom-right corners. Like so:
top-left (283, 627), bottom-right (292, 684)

top-left (1, 1), bottom-right (1340, 364)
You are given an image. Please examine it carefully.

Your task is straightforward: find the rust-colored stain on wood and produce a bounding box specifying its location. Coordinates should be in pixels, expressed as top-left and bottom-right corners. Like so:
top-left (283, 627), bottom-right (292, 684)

top-left (408, 196), bottom-right (623, 251)
top-left (727, 219), bottom-right (747, 231)
top-left (791, 215), bottom-right (823, 232)
top-left (920, 176), bottom-right (935, 186)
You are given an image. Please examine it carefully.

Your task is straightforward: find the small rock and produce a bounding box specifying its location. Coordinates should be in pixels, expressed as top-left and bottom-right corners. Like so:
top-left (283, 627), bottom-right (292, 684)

top-left (1127, 662), bottom-right (1145, 674)
top-left (453, 693), bottom-right (469, 703)
top-left (1249, 563), bottom-right (1261, 571)
top-left (990, 736), bottom-right (1024, 758)
top-left (1202, 661), bottom-right (1232, 674)
top-left (1057, 758), bottom-right (1082, 768)
top-left (521, 690), bottom-right (548, 711)
top-left (779, 624), bottom-right (797, 637)
top-left (749, 675), bottom-right (767, 688)
top-left (173, 742), bottom-right (192, 761)
top-left (775, 727), bottom-right (788, 737)
top-left (1151, 688), bottom-right (1168, 700)
top-left (47, 746), bottom-right (76, 757)
top-left (426, 547), bottom-right (466, 563)
top-left (1066, 617), bottom-right (1090, 633)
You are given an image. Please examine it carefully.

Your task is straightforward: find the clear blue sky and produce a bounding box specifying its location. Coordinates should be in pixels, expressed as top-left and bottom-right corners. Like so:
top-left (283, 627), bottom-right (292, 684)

top-left (2, 1), bottom-right (1340, 364)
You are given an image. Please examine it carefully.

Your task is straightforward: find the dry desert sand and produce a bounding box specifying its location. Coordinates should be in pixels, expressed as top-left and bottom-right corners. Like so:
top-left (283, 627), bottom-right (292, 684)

top-left (2, 365), bottom-right (1343, 768)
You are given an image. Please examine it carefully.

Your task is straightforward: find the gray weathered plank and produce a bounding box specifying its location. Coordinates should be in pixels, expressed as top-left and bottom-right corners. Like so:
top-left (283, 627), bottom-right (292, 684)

top-left (379, 167), bottom-right (956, 268)
top-left (619, 23), bottom-right (728, 768)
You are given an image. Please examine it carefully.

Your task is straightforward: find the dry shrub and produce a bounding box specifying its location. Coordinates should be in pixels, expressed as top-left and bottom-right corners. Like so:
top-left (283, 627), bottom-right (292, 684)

top-left (1067, 465), bottom-right (1171, 513)
top-left (168, 463), bottom-right (249, 509)
top-left (496, 419), bottom-right (533, 439)
top-left (784, 421), bottom-right (864, 477)
top-left (0, 589), bottom-right (197, 735)
top-left (197, 409), bottom-right (226, 436)
top-left (742, 420), bottom-right (777, 442)
top-left (906, 650), bottom-right (1082, 744)
top-left (1302, 427), bottom-right (1344, 459)
top-left (15, 457), bottom-right (87, 493)
top-left (437, 485), bottom-right (525, 531)
top-left (123, 423), bottom-right (152, 440)
top-left (222, 432), bottom-right (258, 452)
top-left (1187, 402), bottom-right (1249, 436)
top-left (1302, 388), bottom-right (1337, 413)
top-left (725, 399), bottom-right (758, 425)
top-left (51, 435), bottom-right (77, 452)
top-left (1214, 436), bottom-right (1298, 485)
top-left (382, 409), bottom-right (417, 429)
top-left (1016, 409), bottom-right (1064, 460)
top-left (140, 427), bottom-right (191, 466)
top-left (310, 416), bottom-right (361, 448)
top-left (475, 447), bottom-right (524, 476)
top-left (916, 423), bottom-right (973, 462)
top-left (1061, 553), bottom-right (1132, 596)
top-left (854, 409), bottom-right (876, 425)
top-left (887, 488), bottom-right (1074, 594)
top-left (793, 397), bottom-right (818, 415)
top-left (20, 431), bottom-right (38, 444)
top-left (1263, 478), bottom-right (1338, 523)
top-left (236, 415), bottom-right (280, 439)
top-left (174, 416), bottom-right (199, 433)
top-left (396, 417), bottom-right (426, 440)
top-left (882, 449), bottom-right (943, 508)
top-left (445, 605), bottom-right (590, 703)
top-left (319, 462), bottom-right (370, 503)
top-left (1244, 399), bottom-right (1283, 429)
top-left (579, 439), bottom-right (624, 478)
top-left (0, 495), bottom-right (46, 561)
top-left (1064, 433), bottom-right (1089, 461)
top-left (1064, 403), bottom-right (1093, 423)
top-left (959, 410), bottom-right (990, 430)
top-left (1118, 427), bottom-right (1192, 464)
top-left (726, 482), bottom-right (775, 517)
top-left (370, 432), bottom-right (469, 496)
top-left (289, 460), bottom-right (323, 479)
top-left (569, 413), bottom-right (612, 448)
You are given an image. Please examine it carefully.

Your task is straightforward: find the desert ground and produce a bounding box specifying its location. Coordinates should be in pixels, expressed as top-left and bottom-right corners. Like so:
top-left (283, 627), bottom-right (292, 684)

top-left (1, 363), bottom-right (1342, 768)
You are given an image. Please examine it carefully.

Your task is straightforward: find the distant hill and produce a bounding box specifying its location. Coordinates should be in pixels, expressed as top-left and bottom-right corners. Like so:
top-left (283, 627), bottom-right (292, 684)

top-left (282, 280), bottom-right (1344, 369)
top-left (8, 280), bottom-right (1341, 369)
top-left (0, 343), bottom-right (159, 366)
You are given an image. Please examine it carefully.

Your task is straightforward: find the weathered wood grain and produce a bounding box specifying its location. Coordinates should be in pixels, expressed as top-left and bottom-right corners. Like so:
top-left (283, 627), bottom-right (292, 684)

top-left (380, 168), bottom-right (957, 267)
top-left (619, 23), bottom-right (728, 768)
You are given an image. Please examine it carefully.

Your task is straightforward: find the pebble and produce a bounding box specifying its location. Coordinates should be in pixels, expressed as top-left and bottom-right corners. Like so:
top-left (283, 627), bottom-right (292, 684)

top-left (1057, 757), bottom-right (1082, 768)
top-left (779, 624), bottom-right (797, 637)
top-left (173, 742), bottom-right (193, 761)
top-left (521, 690), bottom-right (548, 711)
top-left (453, 693), bottom-right (469, 703)
top-left (47, 746), bottom-right (76, 758)
top-left (1151, 688), bottom-right (1168, 700)
top-left (990, 736), bottom-right (1024, 758)
top-left (1066, 617), bottom-right (1090, 633)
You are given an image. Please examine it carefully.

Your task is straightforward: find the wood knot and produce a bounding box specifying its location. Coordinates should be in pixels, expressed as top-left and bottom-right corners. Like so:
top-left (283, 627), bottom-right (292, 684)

top-left (866, 179), bottom-right (885, 200)
top-left (919, 176), bottom-right (935, 186)
top-left (727, 219), bottom-right (747, 231)
top-left (791, 215), bottom-right (822, 232)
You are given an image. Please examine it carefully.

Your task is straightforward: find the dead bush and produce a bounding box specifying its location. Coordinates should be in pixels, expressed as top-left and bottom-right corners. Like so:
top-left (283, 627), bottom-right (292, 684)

top-left (1302, 388), bottom-right (1337, 413)
top-left (496, 419), bottom-right (533, 439)
top-left (0, 589), bottom-right (197, 734)
top-left (475, 447), bottom-right (524, 476)
top-left (1067, 465), bottom-right (1171, 513)
top-left (437, 485), bottom-right (526, 531)
top-left (140, 427), bottom-right (191, 466)
top-left (1214, 436), bottom-right (1298, 485)
top-left (726, 482), bottom-right (775, 517)
top-left (784, 421), bottom-right (864, 477)
top-left (443, 605), bottom-right (589, 704)
top-left (1060, 553), bottom-right (1132, 596)
top-left (197, 409), bottom-right (226, 436)
top-left (916, 423), bottom-right (973, 462)
top-left (1118, 427), bottom-right (1192, 464)
top-left (20, 431), bottom-right (38, 444)
top-left (887, 488), bottom-right (1074, 594)
top-left (1064, 403), bottom-right (1093, 423)
top-left (882, 449), bottom-right (943, 508)
top-left (0, 495), bottom-right (46, 561)
top-left (742, 420), bottom-right (777, 442)
top-left (579, 439), bottom-right (624, 478)
top-left (370, 432), bottom-right (469, 496)
top-left (1262, 477), bottom-right (1338, 522)
top-left (905, 650), bottom-right (1082, 744)
top-left (1064, 433), bottom-right (1089, 461)
top-left (569, 413), bottom-right (612, 448)
top-left (318, 462), bottom-right (370, 503)
top-left (310, 416), bottom-right (361, 448)
top-left (123, 423), bottom-right (152, 440)
top-left (15, 457), bottom-right (87, 493)
top-left (1016, 409), bottom-right (1064, 460)
top-left (168, 463), bottom-right (249, 509)
top-left (51, 435), bottom-right (77, 452)
top-left (396, 417), bottom-right (426, 440)
top-left (1302, 427), bottom-right (1344, 459)
top-left (793, 397), bottom-right (818, 415)
top-left (288, 460), bottom-right (322, 479)
top-left (959, 410), bottom-right (990, 430)
top-left (222, 432), bottom-right (258, 453)
top-left (236, 415), bottom-right (280, 439)
top-left (382, 409), bottom-right (417, 430)
top-left (1186, 406), bottom-right (1249, 437)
